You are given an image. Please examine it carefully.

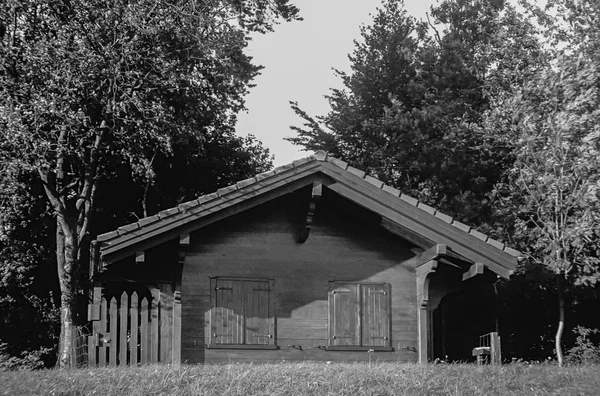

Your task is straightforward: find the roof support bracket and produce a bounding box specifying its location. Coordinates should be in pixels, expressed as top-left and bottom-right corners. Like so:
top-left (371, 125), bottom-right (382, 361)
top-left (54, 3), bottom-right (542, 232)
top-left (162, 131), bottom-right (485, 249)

top-left (462, 262), bottom-right (485, 281)
top-left (298, 182), bottom-right (322, 243)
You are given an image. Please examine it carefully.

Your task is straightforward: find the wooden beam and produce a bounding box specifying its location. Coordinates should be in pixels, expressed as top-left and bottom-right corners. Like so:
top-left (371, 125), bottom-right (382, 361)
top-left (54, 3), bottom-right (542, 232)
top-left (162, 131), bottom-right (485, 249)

top-left (298, 182), bottom-right (322, 243)
top-left (462, 262), bottom-right (485, 281)
top-left (179, 233), bottom-right (190, 247)
top-left (381, 217), bottom-right (436, 250)
top-left (403, 244), bottom-right (447, 270)
top-left (135, 251), bottom-right (145, 264)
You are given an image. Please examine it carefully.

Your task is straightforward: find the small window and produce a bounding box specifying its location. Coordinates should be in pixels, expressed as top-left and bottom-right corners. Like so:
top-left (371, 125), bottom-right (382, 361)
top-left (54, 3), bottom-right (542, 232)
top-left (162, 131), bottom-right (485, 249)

top-left (328, 282), bottom-right (392, 351)
top-left (209, 277), bottom-right (276, 349)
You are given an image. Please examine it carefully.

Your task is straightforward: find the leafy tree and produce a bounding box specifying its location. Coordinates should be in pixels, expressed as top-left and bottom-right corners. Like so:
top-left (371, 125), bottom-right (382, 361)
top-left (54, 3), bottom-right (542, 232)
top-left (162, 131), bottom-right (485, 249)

top-left (0, 162), bottom-right (59, 367)
top-left (0, 0), bottom-right (298, 367)
top-left (288, 0), bottom-right (540, 223)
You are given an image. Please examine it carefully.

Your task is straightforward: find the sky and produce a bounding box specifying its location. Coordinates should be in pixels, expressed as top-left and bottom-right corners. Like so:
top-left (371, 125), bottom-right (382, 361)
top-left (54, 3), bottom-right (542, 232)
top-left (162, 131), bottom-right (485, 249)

top-left (236, 0), bottom-right (437, 166)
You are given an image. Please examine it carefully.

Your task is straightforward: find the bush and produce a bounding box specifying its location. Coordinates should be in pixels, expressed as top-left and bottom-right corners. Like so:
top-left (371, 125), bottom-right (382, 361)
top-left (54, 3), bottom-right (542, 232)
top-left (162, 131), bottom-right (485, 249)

top-left (0, 343), bottom-right (54, 371)
top-left (565, 326), bottom-right (600, 365)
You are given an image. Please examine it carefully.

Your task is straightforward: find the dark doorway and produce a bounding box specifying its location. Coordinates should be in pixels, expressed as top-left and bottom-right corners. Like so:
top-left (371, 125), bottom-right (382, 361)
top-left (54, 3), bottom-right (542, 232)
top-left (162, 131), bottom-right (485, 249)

top-left (432, 283), bottom-right (497, 362)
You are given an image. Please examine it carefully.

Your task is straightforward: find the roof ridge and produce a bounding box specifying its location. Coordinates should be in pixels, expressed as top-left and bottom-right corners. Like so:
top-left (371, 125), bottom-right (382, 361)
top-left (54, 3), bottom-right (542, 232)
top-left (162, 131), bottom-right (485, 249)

top-left (96, 150), bottom-right (521, 259)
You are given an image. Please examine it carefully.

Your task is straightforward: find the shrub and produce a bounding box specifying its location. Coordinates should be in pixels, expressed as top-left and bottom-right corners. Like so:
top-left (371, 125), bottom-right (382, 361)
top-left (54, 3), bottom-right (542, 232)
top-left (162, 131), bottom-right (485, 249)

top-left (565, 326), bottom-right (600, 365)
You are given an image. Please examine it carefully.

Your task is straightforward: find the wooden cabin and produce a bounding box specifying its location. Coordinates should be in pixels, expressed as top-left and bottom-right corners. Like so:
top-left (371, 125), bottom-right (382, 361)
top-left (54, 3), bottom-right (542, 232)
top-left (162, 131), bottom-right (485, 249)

top-left (88, 151), bottom-right (520, 366)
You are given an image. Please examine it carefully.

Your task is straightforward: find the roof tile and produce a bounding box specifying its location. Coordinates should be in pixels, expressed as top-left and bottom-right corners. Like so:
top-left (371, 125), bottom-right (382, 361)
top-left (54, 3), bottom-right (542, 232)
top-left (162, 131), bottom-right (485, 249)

top-left (347, 166), bottom-right (366, 178)
top-left (315, 150), bottom-right (327, 161)
top-left (256, 170), bottom-right (276, 181)
top-left (137, 215), bottom-right (160, 227)
top-left (364, 175), bottom-right (384, 189)
top-left (198, 192), bottom-right (218, 204)
top-left (274, 163), bottom-right (294, 173)
top-left (328, 157), bottom-right (348, 170)
top-left (470, 229), bottom-right (489, 242)
top-left (178, 201), bottom-right (197, 211)
top-left (417, 202), bottom-right (437, 215)
top-left (292, 156), bottom-right (313, 167)
top-left (236, 177), bottom-right (256, 189)
top-left (97, 230), bottom-right (119, 242)
top-left (435, 211), bottom-right (453, 224)
top-left (504, 246), bottom-right (521, 257)
top-left (158, 207), bottom-right (180, 218)
top-left (118, 223), bottom-right (140, 233)
top-left (382, 185), bottom-right (401, 197)
top-left (217, 184), bottom-right (238, 196)
top-left (487, 238), bottom-right (505, 250)
top-left (399, 194), bottom-right (418, 206)
top-left (452, 220), bottom-right (471, 232)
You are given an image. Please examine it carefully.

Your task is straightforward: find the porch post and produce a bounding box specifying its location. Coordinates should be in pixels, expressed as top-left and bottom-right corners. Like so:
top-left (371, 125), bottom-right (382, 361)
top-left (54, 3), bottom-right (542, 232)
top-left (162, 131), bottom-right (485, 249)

top-left (416, 260), bottom-right (438, 364)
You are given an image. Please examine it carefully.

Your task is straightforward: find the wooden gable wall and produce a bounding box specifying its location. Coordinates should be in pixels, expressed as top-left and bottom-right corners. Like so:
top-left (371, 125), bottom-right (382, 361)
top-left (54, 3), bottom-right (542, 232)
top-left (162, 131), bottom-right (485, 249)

top-left (181, 186), bottom-right (421, 363)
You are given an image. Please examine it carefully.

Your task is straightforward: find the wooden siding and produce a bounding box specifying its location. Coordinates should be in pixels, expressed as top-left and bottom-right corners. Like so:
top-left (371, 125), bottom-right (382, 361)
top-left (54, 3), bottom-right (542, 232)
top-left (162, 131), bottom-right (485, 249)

top-left (181, 188), bottom-right (419, 363)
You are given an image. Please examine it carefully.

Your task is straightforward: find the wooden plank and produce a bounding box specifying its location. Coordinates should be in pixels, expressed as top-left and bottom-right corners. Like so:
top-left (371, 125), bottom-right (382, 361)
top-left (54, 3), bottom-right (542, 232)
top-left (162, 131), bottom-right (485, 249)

top-left (130, 292), bottom-right (139, 366)
top-left (109, 297), bottom-right (118, 367)
top-left (150, 288), bottom-right (160, 363)
top-left (119, 292), bottom-right (128, 365)
top-left (172, 262), bottom-right (183, 365)
top-left (140, 297), bottom-right (149, 365)
top-left (160, 284), bottom-right (173, 363)
top-left (99, 297), bottom-right (107, 366)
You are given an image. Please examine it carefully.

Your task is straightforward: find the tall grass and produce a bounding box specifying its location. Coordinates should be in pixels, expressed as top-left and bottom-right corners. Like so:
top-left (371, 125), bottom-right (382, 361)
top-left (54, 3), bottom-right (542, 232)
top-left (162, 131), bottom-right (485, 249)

top-left (1, 362), bottom-right (599, 395)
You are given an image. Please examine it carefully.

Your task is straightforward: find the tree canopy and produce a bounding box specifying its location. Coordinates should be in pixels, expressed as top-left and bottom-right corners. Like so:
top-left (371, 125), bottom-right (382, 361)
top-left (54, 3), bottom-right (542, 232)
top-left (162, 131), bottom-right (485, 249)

top-left (0, 0), bottom-right (299, 367)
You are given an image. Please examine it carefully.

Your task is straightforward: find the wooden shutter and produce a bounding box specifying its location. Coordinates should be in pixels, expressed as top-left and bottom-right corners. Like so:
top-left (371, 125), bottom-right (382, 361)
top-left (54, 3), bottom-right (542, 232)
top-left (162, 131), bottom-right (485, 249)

top-left (212, 279), bottom-right (244, 344)
top-left (329, 283), bottom-right (360, 346)
top-left (361, 283), bottom-right (391, 347)
top-left (244, 280), bottom-right (273, 345)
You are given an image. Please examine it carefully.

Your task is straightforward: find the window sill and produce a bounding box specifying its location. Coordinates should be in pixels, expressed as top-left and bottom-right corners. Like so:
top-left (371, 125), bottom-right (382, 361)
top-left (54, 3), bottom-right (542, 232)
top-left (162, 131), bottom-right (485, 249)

top-left (208, 344), bottom-right (278, 350)
top-left (326, 346), bottom-right (394, 352)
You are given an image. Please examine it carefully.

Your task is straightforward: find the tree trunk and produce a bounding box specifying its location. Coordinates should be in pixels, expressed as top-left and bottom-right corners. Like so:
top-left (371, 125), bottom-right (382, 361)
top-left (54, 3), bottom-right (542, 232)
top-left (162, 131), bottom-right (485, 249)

top-left (56, 218), bottom-right (80, 368)
top-left (555, 273), bottom-right (565, 366)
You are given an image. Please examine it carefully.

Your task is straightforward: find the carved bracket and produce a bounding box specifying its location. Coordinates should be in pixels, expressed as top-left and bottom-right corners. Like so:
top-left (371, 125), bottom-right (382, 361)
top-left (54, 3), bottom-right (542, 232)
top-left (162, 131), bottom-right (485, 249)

top-left (462, 262), bottom-right (485, 281)
top-left (416, 260), bottom-right (438, 309)
top-left (298, 182), bottom-right (322, 243)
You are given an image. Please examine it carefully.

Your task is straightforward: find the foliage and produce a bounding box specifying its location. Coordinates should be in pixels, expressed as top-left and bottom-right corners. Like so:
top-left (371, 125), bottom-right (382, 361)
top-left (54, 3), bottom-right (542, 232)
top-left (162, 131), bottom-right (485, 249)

top-left (288, 0), bottom-right (541, 223)
top-left (0, 0), bottom-right (295, 367)
top-left (2, 362), bottom-right (600, 395)
top-left (565, 326), bottom-right (600, 365)
top-left (0, 163), bottom-right (60, 366)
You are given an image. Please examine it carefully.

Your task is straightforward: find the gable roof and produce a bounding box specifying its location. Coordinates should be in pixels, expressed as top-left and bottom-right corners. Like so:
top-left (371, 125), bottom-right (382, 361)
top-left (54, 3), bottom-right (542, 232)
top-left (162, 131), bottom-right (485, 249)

top-left (95, 151), bottom-right (521, 277)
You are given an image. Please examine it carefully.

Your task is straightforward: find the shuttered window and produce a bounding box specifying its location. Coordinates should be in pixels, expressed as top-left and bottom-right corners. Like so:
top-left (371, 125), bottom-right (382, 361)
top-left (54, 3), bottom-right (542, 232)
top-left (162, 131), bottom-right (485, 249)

top-left (209, 277), bottom-right (276, 349)
top-left (328, 282), bottom-right (392, 351)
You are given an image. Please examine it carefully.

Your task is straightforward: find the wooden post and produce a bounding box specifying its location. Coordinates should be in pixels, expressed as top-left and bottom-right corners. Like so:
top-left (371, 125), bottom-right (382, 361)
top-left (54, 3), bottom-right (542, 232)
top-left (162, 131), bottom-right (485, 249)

top-left (130, 292), bottom-right (139, 366)
top-left (416, 260), bottom-right (438, 364)
top-left (119, 292), bottom-right (129, 365)
top-left (171, 233), bottom-right (188, 365)
top-left (490, 332), bottom-right (501, 365)
top-left (109, 297), bottom-right (118, 367)
top-left (98, 298), bottom-right (107, 366)
top-left (88, 283), bottom-right (102, 367)
top-left (150, 288), bottom-right (160, 363)
top-left (140, 297), bottom-right (149, 365)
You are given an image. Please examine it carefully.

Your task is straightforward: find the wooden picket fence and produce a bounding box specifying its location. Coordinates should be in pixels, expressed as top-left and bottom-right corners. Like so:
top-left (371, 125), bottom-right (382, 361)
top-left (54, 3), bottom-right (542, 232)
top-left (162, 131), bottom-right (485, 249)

top-left (87, 291), bottom-right (165, 367)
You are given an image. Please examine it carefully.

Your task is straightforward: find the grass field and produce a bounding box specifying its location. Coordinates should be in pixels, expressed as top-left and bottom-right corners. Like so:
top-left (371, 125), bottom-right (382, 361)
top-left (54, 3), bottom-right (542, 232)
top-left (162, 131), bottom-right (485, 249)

top-left (1, 362), bottom-right (599, 396)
